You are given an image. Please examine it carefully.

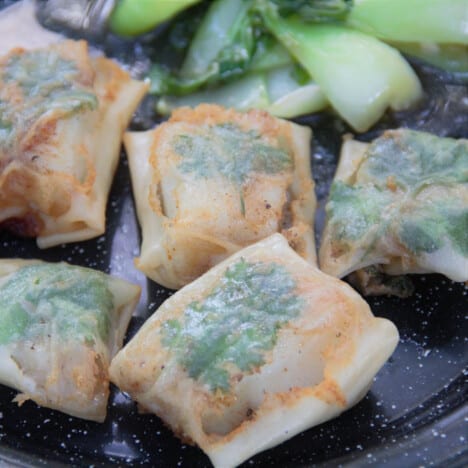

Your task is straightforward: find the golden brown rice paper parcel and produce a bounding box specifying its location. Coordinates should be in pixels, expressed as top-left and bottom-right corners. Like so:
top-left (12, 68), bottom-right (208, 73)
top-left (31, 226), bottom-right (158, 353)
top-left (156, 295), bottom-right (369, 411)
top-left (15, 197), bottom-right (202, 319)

top-left (124, 104), bottom-right (317, 289)
top-left (110, 234), bottom-right (399, 467)
top-left (0, 259), bottom-right (140, 422)
top-left (319, 129), bottom-right (468, 297)
top-left (0, 40), bottom-right (149, 248)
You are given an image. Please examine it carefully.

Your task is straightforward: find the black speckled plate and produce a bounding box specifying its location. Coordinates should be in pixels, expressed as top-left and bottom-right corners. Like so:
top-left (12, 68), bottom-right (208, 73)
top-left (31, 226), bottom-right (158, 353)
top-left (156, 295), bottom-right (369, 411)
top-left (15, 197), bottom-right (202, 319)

top-left (1, 2), bottom-right (468, 466)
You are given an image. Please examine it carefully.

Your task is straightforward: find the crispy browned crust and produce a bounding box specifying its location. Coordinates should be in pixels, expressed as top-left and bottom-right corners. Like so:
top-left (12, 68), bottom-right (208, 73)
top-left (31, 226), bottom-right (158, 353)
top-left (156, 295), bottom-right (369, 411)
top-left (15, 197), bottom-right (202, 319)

top-left (169, 104), bottom-right (292, 138)
top-left (132, 103), bottom-right (315, 288)
top-left (0, 40), bottom-right (137, 239)
top-left (149, 105), bottom-right (294, 171)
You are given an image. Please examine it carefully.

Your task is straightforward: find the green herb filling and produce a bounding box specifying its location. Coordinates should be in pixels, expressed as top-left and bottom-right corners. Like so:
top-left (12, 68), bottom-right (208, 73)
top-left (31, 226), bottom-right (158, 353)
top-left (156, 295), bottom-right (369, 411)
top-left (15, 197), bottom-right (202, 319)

top-left (173, 123), bottom-right (293, 185)
top-left (327, 130), bottom-right (468, 256)
top-left (0, 49), bottom-right (97, 149)
top-left (0, 264), bottom-right (114, 346)
top-left (161, 259), bottom-right (303, 392)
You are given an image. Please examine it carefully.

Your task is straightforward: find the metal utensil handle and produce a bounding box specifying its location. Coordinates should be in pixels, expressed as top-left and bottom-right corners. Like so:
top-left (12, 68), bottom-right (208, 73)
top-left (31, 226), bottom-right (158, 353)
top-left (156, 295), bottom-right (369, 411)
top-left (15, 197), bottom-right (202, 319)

top-left (36, 0), bottom-right (117, 39)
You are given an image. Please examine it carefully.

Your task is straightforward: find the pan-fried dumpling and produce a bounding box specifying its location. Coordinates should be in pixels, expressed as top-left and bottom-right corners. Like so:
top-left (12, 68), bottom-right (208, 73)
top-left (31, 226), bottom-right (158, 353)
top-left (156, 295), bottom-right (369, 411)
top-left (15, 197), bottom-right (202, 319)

top-left (0, 259), bottom-right (140, 422)
top-left (124, 104), bottom-right (316, 289)
top-left (319, 129), bottom-right (468, 296)
top-left (110, 234), bottom-right (398, 467)
top-left (0, 40), bottom-right (148, 248)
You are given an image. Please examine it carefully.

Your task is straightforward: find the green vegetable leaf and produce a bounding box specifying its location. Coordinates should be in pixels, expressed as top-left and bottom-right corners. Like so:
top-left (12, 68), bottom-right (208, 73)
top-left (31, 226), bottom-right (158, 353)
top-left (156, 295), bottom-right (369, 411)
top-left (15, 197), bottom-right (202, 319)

top-left (399, 217), bottom-right (444, 254)
top-left (149, 0), bottom-right (260, 96)
top-left (446, 210), bottom-right (468, 256)
top-left (180, 0), bottom-right (255, 78)
top-left (0, 100), bottom-right (12, 142)
top-left (357, 130), bottom-right (468, 189)
top-left (161, 259), bottom-right (303, 392)
top-left (173, 122), bottom-right (293, 185)
top-left (260, 11), bottom-right (422, 131)
top-left (149, 62), bottom-right (219, 95)
top-left (399, 202), bottom-right (468, 256)
top-left (0, 264), bottom-right (114, 346)
top-left (156, 65), bottom-right (328, 118)
top-left (270, 0), bottom-right (352, 22)
top-left (326, 130), bottom-right (468, 260)
top-left (347, 0), bottom-right (468, 45)
top-left (109, 0), bottom-right (202, 37)
top-left (3, 51), bottom-right (97, 112)
top-left (0, 49), bottom-right (97, 149)
top-left (327, 181), bottom-right (393, 243)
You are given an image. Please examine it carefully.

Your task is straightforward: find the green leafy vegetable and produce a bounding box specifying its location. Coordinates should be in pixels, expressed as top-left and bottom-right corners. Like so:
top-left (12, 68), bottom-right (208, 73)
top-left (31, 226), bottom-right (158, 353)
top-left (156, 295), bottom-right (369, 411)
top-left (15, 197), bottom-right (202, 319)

top-left (327, 181), bottom-right (393, 243)
top-left (399, 216), bottom-right (444, 255)
top-left (0, 100), bottom-right (12, 142)
top-left (148, 0), bottom-right (355, 99)
top-left (109, 0), bottom-right (202, 37)
top-left (260, 11), bottom-right (422, 131)
top-left (399, 202), bottom-right (468, 257)
top-left (446, 210), bottom-right (468, 257)
top-left (173, 122), bottom-right (293, 184)
top-left (357, 130), bottom-right (468, 189)
top-left (156, 72), bottom-right (270, 113)
top-left (149, 63), bottom-right (218, 95)
top-left (0, 49), bottom-right (97, 149)
top-left (181, 0), bottom-right (255, 77)
top-left (172, 120), bottom-right (293, 214)
top-left (161, 259), bottom-right (303, 392)
top-left (270, 0), bottom-right (352, 22)
top-left (0, 264), bottom-right (114, 346)
top-left (347, 0), bottom-right (468, 44)
top-left (150, 0), bottom-right (259, 95)
top-left (326, 130), bottom-right (468, 257)
top-left (144, 0), bottom-right (464, 128)
top-left (156, 65), bottom-right (328, 117)
top-left (249, 38), bottom-right (292, 72)
top-left (3, 51), bottom-right (97, 110)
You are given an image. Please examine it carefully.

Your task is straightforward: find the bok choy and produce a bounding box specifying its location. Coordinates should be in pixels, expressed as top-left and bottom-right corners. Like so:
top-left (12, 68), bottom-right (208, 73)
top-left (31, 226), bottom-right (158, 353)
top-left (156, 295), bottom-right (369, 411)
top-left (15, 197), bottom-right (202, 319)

top-left (144, 0), bottom-right (467, 130)
top-left (261, 10), bottom-right (422, 131)
top-left (109, 0), bottom-right (202, 37)
top-left (156, 65), bottom-right (328, 118)
top-left (347, 0), bottom-right (468, 45)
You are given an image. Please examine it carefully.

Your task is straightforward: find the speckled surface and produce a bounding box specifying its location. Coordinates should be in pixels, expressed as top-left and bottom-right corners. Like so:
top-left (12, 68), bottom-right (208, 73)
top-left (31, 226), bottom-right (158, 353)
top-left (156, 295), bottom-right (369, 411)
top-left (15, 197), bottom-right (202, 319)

top-left (0, 1), bottom-right (468, 466)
